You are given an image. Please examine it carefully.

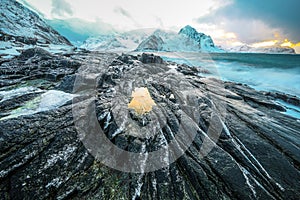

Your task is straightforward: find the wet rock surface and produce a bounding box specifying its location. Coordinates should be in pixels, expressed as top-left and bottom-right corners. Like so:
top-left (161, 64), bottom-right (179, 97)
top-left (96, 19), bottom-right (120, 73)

top-left (0, 50), bottom-right (299, 200)
top-left (0, 47), bottom-right (81, 88)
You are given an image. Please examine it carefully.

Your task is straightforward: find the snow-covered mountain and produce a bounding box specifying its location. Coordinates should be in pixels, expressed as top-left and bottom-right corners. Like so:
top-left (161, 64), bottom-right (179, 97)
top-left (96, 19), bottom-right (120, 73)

top-left (135, 34), bottom-right (165, 51)
top-left (0, 0), bottom-right (73, 58)
top-left (136, 25), bottom-right (223, 52)
top-left (0, 0), bottom-right (71, 45)
top-left (226, 45), bottom-right (296, 54)
top-left (81, 26), bottom-right (223, 53)
top-left (81, 29), bottom-right (153, 52)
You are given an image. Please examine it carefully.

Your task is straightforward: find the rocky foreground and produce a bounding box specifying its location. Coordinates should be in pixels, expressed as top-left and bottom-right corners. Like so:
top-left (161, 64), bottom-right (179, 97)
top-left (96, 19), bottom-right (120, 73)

top-left (0, 49), bottom-right (299, 200)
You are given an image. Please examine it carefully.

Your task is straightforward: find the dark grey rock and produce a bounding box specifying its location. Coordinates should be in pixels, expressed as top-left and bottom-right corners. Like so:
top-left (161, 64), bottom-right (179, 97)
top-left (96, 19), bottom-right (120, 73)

top-left (56, 75), bottom-right (76, 93)
top-left (226, 94), bottom-right (243, 100)
top-left (18, 47), bottom-right (53, 61)
top-left (139, 53), bottom-right (164, 64)
top-left (265, 91), bottom-right (300, 107)
top-left (0, 48), bottom-right (81, 88)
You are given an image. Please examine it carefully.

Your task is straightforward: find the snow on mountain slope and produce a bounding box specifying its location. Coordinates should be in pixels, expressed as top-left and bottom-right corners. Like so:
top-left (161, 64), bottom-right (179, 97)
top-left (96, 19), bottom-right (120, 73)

top-left (136, 25), bottom-right (223, 52)
top-left (135, 34), bottom-right (165, 51)
top-left (0, 0), bottom-right (71, 45)
top-left (0, 0), bottom-right (73, 59)
top-left (82, 26), bottom-right (223, 53)
top-left (81, 30), bottom-right (152, 52)
top-left (226, 45), bottom-right (296, 54)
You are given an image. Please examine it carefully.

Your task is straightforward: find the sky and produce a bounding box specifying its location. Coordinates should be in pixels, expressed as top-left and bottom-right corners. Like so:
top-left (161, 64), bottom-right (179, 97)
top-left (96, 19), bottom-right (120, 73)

top-left (18, 0), bottom-right (300, 52)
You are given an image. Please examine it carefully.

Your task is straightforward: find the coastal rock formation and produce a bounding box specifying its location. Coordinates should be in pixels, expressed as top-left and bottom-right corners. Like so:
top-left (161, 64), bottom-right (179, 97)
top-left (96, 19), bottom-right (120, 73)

top-left (0, 50), bottom-right (299, 199)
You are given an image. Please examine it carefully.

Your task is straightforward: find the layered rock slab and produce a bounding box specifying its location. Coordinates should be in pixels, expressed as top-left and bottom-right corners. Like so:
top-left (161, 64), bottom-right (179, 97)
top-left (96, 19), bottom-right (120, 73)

top-left (0, 52), bottom-right (299, 199)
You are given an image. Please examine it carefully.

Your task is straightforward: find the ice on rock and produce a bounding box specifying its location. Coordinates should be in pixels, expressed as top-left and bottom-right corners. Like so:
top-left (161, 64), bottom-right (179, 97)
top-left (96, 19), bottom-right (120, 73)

top-left (0, 86), bottom-right (42, 102)
top-left (1, 90), bottom-right (75, 120)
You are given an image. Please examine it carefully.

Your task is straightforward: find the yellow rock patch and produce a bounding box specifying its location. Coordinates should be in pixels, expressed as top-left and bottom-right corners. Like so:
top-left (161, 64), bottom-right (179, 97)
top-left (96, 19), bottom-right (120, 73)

top-left (128, 87), bottom-right (156, 115)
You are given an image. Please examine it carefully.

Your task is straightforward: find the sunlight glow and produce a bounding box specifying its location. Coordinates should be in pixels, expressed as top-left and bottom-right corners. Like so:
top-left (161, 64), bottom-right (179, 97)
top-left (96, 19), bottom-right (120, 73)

top-left (281, 39), bottom-right (300, 48)
top-left (251, 40), bottom-right (278, 48)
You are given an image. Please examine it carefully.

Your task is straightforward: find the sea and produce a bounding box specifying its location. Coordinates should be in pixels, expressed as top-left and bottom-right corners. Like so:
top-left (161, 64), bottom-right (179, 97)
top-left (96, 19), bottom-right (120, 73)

top-left (156, 52), bottom-right (300, 118)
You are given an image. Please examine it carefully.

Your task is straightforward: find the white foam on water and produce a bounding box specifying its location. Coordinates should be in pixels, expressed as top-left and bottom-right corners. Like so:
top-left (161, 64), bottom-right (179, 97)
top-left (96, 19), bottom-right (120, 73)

top-left (277, 100), bottom-right (300, 119)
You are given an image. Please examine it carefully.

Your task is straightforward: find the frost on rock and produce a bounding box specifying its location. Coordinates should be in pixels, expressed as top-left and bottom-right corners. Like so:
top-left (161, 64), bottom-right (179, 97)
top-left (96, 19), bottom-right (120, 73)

top-left (44, 145), bottom-right (77, 169)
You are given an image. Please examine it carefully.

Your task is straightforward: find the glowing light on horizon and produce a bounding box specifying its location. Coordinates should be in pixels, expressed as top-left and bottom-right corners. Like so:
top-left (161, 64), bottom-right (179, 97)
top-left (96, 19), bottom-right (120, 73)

top-left (281, 39), bottom-right (300, 48)
top-left (251, 40), bottom-right (278, 48)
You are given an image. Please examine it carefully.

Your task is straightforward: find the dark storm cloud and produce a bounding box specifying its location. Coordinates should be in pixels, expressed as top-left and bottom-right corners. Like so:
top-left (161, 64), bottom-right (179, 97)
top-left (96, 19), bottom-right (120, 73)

top-left (198, 0), bottom-right (300, 42)
top-left (51, 0), bottom-right (73, 17)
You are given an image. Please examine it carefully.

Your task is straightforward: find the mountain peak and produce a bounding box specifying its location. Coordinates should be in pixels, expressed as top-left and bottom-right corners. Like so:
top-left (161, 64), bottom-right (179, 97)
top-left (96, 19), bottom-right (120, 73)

top-left (179, 25), bottom-right (197, 35)
top-left (178, 25), bottom-right (205, 41)
top-left (177, 25), bottom-right (217, 50)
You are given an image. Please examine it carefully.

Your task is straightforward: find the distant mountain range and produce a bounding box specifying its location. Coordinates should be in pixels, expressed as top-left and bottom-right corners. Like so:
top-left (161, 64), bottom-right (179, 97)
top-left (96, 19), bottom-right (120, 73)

top-left (0, 0), bottom-right (296, 55)
top-left (81, 26), bottom-right (296, 54)
top-left (81, 25), bottom-right (223, 53)
top-left (225, 45), bottom-right (295, 54)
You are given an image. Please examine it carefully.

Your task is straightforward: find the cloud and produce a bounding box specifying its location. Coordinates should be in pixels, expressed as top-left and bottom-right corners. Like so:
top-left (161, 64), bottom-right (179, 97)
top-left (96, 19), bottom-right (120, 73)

top-left (197, 0), bottom-right (300, 43)
top-left (51, 0), bottom-right (73, 17)
top-left (17, 0), bottom-right (47, 18)
top-left (114, 6), bottom-right (131, 18)
top-left (113, 6), bottom-right (141, 28)
top-left (48, 17), bottom-right (117, 42)
top-left (155, 17), bottom-right (164, 28)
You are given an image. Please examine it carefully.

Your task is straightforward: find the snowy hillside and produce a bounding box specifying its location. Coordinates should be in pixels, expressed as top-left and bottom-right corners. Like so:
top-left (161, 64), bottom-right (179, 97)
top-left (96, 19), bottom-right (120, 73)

top-left (226, 45), bottom-right (296, 54)
top-left (0, 0), bottom-right (73, 59)
top-left (81, 30), bottom-right (152, 52)
top-left (136, 25), bottom-right (223, 52)
top-left (135, 34), bottom-right (165, 51)
top-left (0, 0), bottom-right (71, 45)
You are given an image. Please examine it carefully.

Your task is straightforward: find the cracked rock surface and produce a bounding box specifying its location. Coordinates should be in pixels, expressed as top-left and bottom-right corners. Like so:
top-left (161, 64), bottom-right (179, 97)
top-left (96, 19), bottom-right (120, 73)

top-left (0, 50), bottom-right (299, 200)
